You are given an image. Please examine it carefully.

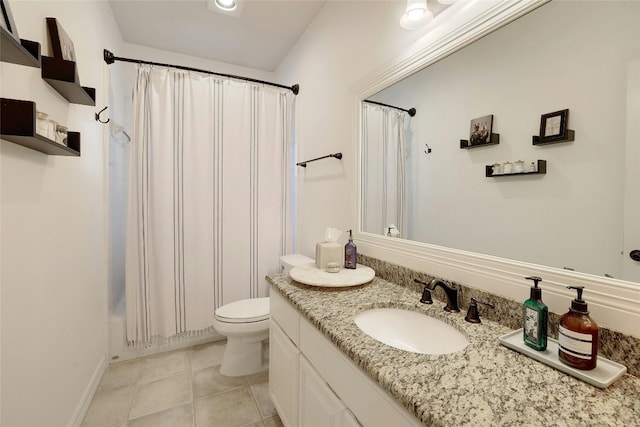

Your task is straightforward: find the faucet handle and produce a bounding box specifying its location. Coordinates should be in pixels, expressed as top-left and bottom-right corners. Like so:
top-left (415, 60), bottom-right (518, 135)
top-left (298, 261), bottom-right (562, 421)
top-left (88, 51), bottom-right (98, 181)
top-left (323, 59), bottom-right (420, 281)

top-left (420, 287), bottom-right (433, 304)
top-left (464, 298), bottom-right (495, 324)
top-left (414, 279), bottom-right (433, 304)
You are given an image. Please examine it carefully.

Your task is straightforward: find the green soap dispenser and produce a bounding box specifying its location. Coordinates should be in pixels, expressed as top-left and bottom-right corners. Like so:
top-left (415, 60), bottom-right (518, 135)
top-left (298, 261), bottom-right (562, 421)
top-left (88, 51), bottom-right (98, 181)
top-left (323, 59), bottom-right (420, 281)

top-left (523, 276), bottom-right (548, 351)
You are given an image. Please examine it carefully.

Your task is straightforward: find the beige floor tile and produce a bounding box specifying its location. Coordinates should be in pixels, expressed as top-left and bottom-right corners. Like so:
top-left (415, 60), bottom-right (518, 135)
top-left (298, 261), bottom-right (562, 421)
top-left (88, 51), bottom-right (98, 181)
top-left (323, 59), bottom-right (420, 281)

top-left (139, 350), bottom-right (190, 383)
top-left (129, 372), bottom-right (192, 419)
top-left (250, 379), bottom-right (276, 418)
top-left (82, 386), bottom-right (133, 427)
top-left (127, 403), bottom-right (193, 427)
top-left (246, 369), bottom-right (268, 385)
top-left (189, 340), bottom-right (226, 371)
top-left (194, 387), bottom-right (261, 427)
top-left (262, 414), bottom-right (284, 427)
top-left (97, 359), bottom-right (141, 392)
top-left (192, 365), bottom-right (247, 399)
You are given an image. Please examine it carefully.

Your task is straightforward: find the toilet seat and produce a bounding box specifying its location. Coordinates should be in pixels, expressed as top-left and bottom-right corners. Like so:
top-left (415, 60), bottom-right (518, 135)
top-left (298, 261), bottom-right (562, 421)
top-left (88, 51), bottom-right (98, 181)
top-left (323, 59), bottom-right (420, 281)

top-left (215, 297), bottom-right (269, 323)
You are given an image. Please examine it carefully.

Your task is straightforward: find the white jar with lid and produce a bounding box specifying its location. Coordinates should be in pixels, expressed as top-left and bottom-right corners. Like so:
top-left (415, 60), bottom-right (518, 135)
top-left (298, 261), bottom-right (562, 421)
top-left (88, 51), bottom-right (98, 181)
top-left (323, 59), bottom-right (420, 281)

top-left (56, 125), bottom-right (68, 145)
top-left (502, 161), bottom-right (513, 174)
top-left (513, 160), bottom-right (525, 173)
top-left (47, 119), bottom-right (58, 141)
top-left (36, 111), bottom-right (49, 137)
top-left (491, 163), bottom-right (502, 175)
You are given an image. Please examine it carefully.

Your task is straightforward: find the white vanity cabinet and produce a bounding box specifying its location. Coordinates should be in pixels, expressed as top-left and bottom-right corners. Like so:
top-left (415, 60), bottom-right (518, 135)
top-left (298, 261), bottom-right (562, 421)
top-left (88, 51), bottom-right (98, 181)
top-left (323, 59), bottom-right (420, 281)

top-left (299, 356), bottom-right (360, 427)
top-left (269, 319), bottom-right (300, 427)
top-left (269, 290), bottom-right (423, 427)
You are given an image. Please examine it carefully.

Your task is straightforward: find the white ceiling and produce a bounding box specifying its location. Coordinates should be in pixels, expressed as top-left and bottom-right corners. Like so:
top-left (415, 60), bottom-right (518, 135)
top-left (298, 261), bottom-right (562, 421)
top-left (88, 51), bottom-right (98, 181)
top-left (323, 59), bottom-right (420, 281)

top-left (108, 0), bottom-right (328, 71)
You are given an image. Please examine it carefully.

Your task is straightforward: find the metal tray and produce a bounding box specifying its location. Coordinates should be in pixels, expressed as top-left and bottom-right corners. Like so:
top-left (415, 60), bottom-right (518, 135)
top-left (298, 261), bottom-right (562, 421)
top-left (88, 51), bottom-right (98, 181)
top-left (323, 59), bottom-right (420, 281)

top-left (498, 329), bottom-right (627, 388)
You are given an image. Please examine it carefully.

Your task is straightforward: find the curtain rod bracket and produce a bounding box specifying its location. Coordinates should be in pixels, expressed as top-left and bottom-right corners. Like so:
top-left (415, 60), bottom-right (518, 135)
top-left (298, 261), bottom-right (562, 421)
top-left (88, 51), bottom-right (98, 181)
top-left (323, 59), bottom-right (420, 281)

top-left (296, 152), bottom-right (342, 168)
top-left (104, 49), bottom-right (115, 64)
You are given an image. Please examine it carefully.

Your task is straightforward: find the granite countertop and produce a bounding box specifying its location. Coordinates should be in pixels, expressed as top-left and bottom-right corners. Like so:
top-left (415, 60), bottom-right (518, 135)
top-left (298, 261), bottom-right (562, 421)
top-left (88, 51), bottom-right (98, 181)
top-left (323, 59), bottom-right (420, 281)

top-left (267, 274), bottom-right (640, 426)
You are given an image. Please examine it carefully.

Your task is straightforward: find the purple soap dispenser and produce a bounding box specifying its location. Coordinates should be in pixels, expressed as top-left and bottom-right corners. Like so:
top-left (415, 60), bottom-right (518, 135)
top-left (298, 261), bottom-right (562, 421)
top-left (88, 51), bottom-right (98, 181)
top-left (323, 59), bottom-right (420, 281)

top-left (344, 229), bottom-right (357, 269)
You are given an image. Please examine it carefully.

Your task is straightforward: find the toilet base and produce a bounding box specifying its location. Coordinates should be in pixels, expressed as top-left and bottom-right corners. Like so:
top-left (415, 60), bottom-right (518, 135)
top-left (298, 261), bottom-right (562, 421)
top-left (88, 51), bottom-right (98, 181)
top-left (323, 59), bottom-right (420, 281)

top-left (219, 333), bottom-right (269, 377)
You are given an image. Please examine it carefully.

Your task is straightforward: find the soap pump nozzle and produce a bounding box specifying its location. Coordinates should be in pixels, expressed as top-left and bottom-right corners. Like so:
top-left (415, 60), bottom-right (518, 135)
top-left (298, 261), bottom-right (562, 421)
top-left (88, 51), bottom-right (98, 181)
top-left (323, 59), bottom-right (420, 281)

top-left (525, 276), bottom-right (543, 300)
top-left (567, 286), bottom-right (589, 314)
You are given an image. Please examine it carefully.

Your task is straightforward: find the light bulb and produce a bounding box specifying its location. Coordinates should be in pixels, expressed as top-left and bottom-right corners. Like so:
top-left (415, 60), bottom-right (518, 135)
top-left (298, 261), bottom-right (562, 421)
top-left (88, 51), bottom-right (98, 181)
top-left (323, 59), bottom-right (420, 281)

top-left (215, 0), bottom-right (236, 11)
top-left (400, 9), bottom-right (433, 30)
top-left (406, 0), bottom-right (427, 21)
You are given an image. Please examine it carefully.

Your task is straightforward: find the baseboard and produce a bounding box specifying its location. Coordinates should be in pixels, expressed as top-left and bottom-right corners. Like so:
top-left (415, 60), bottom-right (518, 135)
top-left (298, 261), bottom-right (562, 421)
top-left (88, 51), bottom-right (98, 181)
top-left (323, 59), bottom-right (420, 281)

top-left (111, 333), bottom-right (224, 364)
top-left (68, 353), bottom-right (107, 427)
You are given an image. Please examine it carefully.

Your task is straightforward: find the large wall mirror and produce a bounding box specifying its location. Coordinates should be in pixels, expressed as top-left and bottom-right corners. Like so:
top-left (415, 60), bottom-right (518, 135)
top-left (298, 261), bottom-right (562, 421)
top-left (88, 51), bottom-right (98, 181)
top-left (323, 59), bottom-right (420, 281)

top-left (359, 0), bottom-right (640, 286)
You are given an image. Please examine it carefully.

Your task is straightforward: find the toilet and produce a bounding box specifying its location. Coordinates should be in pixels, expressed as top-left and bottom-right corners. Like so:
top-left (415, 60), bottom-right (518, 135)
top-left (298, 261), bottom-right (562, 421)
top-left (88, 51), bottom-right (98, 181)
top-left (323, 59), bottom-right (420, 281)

top-left (213, 253), bottom-right (314, 376)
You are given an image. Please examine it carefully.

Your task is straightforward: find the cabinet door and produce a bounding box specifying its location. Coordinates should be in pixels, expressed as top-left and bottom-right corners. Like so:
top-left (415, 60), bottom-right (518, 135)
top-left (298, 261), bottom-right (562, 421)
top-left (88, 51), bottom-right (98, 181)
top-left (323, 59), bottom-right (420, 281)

top-left (299, 356), bottom-right (349, 427)
top-left (269, 320), bottom-right (299, 427)
top-left (342, 409), bottom-right (362, 427)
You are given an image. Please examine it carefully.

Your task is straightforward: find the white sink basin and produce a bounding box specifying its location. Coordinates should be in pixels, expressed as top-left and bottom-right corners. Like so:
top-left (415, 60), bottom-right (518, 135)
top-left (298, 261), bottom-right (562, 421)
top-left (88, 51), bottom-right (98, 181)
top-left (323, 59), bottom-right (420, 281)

top-left (354, 308), bottom-right (469, 355)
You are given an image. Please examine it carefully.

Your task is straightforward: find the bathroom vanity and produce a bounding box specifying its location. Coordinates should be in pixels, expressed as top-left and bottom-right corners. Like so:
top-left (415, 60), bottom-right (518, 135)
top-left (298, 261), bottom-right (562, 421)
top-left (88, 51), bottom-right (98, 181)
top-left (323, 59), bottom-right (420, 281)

top-left (268, 274), bottom-right (640, 426)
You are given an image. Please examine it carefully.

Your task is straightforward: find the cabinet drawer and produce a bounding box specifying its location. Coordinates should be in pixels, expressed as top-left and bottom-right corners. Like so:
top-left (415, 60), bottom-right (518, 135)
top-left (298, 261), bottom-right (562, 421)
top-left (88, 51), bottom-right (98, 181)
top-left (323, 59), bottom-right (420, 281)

top-left (270, 290), bottom-right (300, 345)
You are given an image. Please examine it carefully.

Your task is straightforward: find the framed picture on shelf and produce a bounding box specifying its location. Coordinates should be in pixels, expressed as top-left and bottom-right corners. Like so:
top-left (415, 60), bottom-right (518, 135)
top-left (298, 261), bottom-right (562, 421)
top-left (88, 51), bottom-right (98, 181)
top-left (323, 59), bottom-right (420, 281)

top-left (539, 109), bottom-right (569, 143)
top-left (46, 17), bottom-right (76, 62)
top-left (1, 0), bottom-right (19, 41)
top-left (469, 114), bottom-right (493, 146)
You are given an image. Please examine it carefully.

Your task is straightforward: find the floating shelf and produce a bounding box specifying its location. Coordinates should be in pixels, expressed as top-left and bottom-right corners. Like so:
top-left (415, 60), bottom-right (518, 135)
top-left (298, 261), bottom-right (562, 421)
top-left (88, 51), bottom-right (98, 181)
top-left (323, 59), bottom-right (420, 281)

top-left (532, 130), bottom-right (575, 146)
top-left (486, 160), bottom-right (546, 177)
top-left (41, 56), bottom-right (96, 106)
top-left (0, 98), bottom-right (81, 156)
top-left (1, 27), bottom-right (40, 68)
top-left (460, 133), bottom-right (500, 149)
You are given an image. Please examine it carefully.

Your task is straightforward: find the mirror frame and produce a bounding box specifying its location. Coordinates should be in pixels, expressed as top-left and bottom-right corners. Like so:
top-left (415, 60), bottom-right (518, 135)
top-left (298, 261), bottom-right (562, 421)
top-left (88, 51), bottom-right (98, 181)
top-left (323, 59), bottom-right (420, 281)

top-left (352, 0), bottom-right (639, 337)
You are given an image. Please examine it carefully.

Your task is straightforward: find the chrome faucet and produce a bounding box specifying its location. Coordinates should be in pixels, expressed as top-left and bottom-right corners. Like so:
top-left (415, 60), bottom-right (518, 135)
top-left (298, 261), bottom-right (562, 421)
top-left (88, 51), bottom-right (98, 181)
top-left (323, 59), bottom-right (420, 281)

top-left (427, 279), bottom-right (460, 312)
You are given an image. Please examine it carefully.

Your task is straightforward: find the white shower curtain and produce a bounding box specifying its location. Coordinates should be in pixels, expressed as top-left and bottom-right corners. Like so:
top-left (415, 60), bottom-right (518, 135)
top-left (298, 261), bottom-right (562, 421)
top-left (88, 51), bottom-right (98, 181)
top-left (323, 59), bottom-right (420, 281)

top-left (125, 65), bottom-right (294, 344)
top-left (361, 103), bottom-right (408, 238)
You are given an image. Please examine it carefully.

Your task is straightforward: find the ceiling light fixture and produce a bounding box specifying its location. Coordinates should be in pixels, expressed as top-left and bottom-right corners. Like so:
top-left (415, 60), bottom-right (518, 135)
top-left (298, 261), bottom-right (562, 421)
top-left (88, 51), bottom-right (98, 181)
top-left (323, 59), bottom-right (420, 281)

top-left (400, 0), bottom-right (433, 30)
top-left (214, 0), bottom-right (236, 11)
top-left (207, 0), bottom-right (244, 17)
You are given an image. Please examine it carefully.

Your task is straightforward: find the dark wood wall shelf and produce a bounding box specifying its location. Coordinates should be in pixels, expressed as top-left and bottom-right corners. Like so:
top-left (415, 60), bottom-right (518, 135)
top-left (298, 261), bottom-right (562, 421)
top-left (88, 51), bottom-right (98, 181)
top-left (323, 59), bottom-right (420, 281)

top-left (486, 160), bottom-right (546, 177)
top-left (532, 130), bottom-right (575, 146)
top-left (1, 98), bottom-right (81, 156)
top-left (1, 28), bottom-right (41, 68)
top-left (460, 133), bottom-right (500, 149)
top-left (41, 56), bottom-right (96, 106)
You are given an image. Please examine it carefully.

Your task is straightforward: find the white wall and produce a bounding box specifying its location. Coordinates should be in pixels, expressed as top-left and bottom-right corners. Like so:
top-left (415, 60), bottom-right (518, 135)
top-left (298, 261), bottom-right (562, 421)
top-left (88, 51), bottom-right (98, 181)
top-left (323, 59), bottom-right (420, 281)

top-left (0, 1), bottom-right (123, 425)
top-left (276, 0), bottom-right (443, 257)
top-left (371, 1), bottom-right (638, 279)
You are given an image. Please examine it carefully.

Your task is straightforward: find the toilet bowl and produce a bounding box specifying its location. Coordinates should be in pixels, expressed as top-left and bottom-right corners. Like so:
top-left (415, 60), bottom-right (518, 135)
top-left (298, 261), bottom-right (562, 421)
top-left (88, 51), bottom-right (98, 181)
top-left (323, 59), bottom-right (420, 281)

top-left (213, 253), bottom-right (314, 377)
top-left (213, 297), bottom-right (270, 376)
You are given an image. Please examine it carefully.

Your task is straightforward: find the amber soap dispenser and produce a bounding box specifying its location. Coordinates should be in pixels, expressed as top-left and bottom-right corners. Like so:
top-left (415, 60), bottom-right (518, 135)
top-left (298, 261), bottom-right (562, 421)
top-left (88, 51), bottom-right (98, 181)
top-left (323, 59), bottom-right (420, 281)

top-left (558, 286), bottom-right (598, 370)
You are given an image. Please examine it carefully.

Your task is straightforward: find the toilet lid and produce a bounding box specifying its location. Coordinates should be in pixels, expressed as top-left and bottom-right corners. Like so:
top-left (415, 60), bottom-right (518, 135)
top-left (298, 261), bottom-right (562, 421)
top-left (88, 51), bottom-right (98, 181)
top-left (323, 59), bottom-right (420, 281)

top-left (215, 297), bottom-right (270, 323)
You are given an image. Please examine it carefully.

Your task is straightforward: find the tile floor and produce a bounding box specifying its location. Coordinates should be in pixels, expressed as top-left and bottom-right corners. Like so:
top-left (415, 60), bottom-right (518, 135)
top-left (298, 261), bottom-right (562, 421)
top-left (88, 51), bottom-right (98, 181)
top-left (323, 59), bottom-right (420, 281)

top-left (82, 340), bottom-right (282, 427)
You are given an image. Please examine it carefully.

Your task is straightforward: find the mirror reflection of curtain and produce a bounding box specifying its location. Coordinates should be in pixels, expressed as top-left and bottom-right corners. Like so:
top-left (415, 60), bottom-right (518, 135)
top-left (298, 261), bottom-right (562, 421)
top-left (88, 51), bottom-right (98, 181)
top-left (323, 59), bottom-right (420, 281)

top-left (126, 65), bottom-right (294, 345)
top-left (361, 103), bottom-right (408, 238)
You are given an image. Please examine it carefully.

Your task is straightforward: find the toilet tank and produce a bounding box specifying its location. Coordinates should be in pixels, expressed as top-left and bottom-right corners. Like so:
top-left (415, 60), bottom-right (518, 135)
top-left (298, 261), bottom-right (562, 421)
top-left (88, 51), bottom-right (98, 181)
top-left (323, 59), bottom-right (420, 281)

top-left (280, 254), bottom-right (314, 274)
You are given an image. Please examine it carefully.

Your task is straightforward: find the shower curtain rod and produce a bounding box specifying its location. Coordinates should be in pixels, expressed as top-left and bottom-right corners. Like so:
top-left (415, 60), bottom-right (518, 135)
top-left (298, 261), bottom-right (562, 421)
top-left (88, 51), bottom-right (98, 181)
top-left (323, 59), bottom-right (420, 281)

top-left (103, 49), bottom-right (299, 95)
top-left (363, 100), bottom-right (416, 117)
